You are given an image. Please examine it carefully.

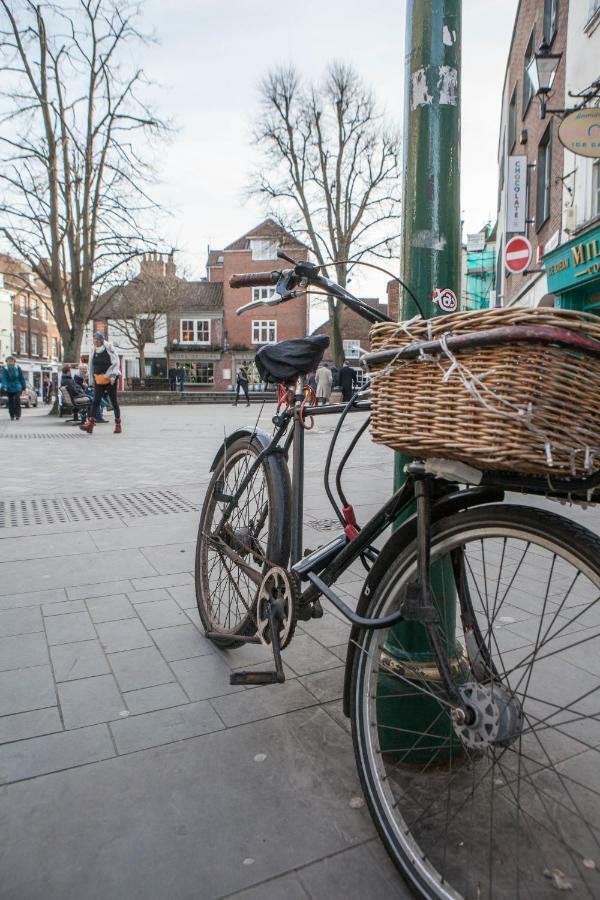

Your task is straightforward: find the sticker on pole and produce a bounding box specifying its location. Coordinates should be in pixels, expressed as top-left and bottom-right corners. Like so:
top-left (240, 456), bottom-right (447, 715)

top-left (432, 287), bottom-right (458, 312)
top-left (504, 235), bottom-right (532, 274)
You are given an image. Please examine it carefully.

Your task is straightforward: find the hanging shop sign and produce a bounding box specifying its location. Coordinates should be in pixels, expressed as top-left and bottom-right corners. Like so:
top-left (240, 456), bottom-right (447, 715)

top-left (466, 232), bottom-right (486, 252)
top-left (506, 155), bottom-right (527, 233)
top-left (544, 224), bottom-right (600, 293)
top-left (558, 108), bottom-right (600, 159)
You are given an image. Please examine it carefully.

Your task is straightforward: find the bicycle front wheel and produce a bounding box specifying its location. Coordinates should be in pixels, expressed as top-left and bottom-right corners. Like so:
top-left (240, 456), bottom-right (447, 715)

top-left (351, 504), bottom-right (600, 900)
top-left (196, 435), bottom-right (290, 648)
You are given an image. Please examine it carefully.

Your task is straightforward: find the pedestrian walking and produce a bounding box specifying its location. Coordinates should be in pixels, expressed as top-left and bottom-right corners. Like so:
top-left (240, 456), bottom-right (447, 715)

top-left (42, 374), bottom-right (51, 404)
top-left (1, 356), bottom-right (26, 421)
top-left (233, 365), bottom-right (250, 407)
top-left (168, 365), bottom-right (177, 392)
top-left (339, 360), bottom-right (358, 402)
top-left (80, 332), bottom-right (122, 434)
top-left (315, 363), bottom-right (332, 406)
top-left (177, 365), bottom-right (185, 395)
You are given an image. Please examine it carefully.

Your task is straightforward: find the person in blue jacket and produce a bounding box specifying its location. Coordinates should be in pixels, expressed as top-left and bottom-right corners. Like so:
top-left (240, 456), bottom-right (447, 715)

top-left (1, 356), bottom-right (26, 421)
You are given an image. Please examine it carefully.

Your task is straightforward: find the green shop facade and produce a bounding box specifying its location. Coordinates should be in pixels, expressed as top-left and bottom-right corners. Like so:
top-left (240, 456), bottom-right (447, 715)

top-left (543, 223), bottom-right (600, 312)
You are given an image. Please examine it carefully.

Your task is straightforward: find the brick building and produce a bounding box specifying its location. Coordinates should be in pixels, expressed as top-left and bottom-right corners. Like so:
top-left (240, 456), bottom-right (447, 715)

top-left (0, 254), bottom-right (62, 394)
top-left (166, 219), bottom-right (310, 391)
top-left (496, 0), bottom-right (568, 308)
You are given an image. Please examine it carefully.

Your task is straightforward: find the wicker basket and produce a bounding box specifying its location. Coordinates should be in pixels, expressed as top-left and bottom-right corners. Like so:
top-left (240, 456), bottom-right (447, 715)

top-left (367, 308), bottom-right (600, 477)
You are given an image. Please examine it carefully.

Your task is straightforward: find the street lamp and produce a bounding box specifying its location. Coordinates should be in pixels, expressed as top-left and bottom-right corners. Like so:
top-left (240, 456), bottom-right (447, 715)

top-left (527, 40), bottom-right (562, 119)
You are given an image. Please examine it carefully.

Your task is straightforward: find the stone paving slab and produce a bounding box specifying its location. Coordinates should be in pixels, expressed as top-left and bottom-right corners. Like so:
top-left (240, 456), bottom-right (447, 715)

top-left (0, 707), bottom-right (376, 900)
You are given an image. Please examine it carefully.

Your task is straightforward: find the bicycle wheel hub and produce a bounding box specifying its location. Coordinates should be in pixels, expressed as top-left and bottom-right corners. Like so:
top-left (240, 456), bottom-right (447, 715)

top-left (453, 682), bottom-right (523, 750)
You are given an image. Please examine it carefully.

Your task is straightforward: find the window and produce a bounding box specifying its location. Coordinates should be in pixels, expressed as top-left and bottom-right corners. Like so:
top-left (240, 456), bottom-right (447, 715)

top-left (343, 339), bottom-right (361, 358)
top-left (19, 295), bottom-right (27, 315)
top-left (536, 122), bottom-right (552, 229)
top-left (31, 333), bottom-right (38, 355)
top-left (181, 362), bottom-right (214, 385)
top-left (252, 320), bottom-right (277, 344)
top-left (30, 301), bottom-right (38, 319)
top-left (593, 160), bottom-right (600, 217)
top-left (508, 85), bottom-right (518, 151)
top-left (523, 25), bottom-right (536, 114)
top-left (41, 303), bottom-right (48, 322)
top-left (543, 0), bottom-right (559, 44)
top-left (250, 239), bottom-right (278, 261)
top-left (41, 335), bottom-right (48, 357)
top-left (252, 287), bottom-right (276, 302)
top-left (180, 319), bottom-right (210, 344)
top-left (20, 330), bottom-right (27, 354)
top-left (51, 337), bottom-right (58, 359)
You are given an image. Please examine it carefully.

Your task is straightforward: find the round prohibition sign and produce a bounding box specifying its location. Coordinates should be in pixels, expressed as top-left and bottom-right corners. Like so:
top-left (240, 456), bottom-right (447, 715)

top-left (432, 287), bottom-right (458, 312)
top-left (505, 235), bottom-right (532, 274)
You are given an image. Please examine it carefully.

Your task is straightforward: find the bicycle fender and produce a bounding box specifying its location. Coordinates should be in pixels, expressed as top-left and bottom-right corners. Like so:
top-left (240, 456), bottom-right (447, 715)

top-left (341, 485), bottom-right (504, 717)
top-left (209, 427), bottom-right (275, 472)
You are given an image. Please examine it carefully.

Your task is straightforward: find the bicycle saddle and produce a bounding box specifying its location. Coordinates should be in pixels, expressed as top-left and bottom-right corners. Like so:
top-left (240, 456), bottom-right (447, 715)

top-left (255, 335), bottom-right (330, 384)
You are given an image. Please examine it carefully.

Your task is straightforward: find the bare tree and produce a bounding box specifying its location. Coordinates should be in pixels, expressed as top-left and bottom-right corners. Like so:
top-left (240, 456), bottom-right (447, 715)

top-left (0, 0), bottom-right (168, 364)
top-left (253, 63), bottom-right (401, 365)
top-left (102, 258), bottom-right (183, 382)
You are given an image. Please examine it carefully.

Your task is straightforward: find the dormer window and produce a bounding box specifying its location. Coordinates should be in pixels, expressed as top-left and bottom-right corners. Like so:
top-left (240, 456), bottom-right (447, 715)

top-left (250, 239), bottom-right (278, 260)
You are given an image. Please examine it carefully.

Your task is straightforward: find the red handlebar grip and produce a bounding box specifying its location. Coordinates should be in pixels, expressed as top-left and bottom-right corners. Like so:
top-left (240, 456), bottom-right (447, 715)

top-left (229, 271), bottom-right (279, 289)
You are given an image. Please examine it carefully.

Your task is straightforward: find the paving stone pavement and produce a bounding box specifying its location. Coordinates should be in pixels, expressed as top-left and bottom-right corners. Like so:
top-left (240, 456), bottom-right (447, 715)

top-left (0, 405), bottom-right (412, 900)
top-left (2, 405), bottom-right (600, 899)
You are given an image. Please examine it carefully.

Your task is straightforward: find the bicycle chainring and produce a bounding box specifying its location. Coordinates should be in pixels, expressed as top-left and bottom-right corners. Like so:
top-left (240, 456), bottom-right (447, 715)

top-left (256, 566), bottom-right (297, 650)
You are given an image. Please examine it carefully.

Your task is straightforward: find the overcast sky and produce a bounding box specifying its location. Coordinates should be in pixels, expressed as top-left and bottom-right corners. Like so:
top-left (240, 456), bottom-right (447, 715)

top-left (139, 0), bottom-right (519, 301)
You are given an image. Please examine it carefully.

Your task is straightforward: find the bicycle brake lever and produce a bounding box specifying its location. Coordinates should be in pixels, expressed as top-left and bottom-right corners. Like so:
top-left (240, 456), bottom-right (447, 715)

top-left (235, 296), bottom-right (286, 316)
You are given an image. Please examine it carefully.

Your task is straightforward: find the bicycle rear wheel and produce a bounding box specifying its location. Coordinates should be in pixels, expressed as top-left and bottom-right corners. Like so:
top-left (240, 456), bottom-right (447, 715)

top-left (196, 435), bottom-right (290, 648)
top-left (351, 504), bottom-right (600, 900)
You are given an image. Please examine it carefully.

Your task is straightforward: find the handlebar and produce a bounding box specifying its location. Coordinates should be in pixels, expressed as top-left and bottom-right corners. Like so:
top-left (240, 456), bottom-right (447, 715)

top-left (229, 250), bottom-right (393, 325)
top-left (229, 271), bottom-right (280, 289)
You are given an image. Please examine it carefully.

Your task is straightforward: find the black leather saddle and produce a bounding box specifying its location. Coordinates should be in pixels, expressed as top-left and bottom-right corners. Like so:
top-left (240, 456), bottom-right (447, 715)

top-left (255, 335), bottom-right (330, 384)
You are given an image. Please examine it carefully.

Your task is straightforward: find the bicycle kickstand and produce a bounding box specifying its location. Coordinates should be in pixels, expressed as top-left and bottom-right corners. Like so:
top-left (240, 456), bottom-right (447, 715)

top-left (229, 600), bottom-right (286, 686)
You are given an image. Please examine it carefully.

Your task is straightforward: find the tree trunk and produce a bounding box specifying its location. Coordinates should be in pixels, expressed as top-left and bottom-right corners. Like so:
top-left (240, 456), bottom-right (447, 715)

top-left (138, 346), bottom-right (146, 386)
top-left (62, 323), bottom-right (86, 366)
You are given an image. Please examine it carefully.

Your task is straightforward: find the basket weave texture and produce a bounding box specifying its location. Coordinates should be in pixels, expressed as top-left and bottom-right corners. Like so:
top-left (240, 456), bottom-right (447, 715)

top-left (368, 308), bottom-right (600, 477)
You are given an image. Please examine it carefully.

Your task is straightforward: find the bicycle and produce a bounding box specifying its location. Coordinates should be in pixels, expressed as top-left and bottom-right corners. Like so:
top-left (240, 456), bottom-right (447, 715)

top-left (195, 250), bottom-right (600, 900)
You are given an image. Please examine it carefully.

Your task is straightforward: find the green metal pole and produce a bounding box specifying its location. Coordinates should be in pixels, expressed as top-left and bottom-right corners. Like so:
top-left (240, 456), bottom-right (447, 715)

top-left (377, 0), bottom-right (465, 761)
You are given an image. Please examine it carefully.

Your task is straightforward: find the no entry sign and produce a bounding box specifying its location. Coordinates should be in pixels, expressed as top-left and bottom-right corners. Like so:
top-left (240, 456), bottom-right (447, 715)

top-left (504, 235), bottom-right (532, 274)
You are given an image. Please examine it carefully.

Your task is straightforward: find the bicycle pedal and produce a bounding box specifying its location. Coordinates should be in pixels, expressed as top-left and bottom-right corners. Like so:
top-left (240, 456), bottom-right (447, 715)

top-left (230, 670), bottom-right (285, 686)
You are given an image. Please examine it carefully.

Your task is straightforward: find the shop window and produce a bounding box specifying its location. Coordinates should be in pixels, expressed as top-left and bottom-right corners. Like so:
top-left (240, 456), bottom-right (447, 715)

top-left (252, 320), bottom-right (277, 344)
top-left (20, 330), bottom-right (27, 354)
top-left (536, 122), bottom-right (552, 230)
top-left (523, 25), bottom-right (536, 115)
top-left (182, 362), bottom-right (214, 385)
top-left (543, 0), bottom-right (559, 44)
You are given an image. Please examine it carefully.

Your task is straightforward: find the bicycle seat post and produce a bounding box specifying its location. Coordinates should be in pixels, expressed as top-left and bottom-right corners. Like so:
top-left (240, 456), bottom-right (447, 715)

top-left (290, 375), bottom-right (306, 566)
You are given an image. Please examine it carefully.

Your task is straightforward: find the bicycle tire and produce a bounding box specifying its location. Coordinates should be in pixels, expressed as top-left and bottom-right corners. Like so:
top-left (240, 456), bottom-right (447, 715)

top-left (196, 435), bottom-right (291, 649)
top-left (350, 504), bottom-right (600, 900)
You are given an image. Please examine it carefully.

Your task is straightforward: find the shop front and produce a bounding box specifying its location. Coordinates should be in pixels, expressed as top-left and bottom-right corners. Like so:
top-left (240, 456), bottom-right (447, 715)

top-left (168, 349), bottom-right (223, 390)
top-left (544, 223), bottom-right (600, 312)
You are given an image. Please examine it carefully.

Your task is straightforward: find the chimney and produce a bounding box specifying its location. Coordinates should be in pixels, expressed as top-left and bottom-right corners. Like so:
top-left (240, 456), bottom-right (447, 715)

top-left (386, 280), bottom-right (400, 322)
top-left (165, 251), bottom-right (176, 278)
